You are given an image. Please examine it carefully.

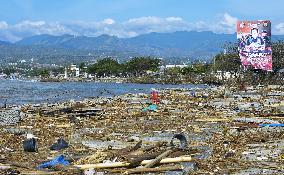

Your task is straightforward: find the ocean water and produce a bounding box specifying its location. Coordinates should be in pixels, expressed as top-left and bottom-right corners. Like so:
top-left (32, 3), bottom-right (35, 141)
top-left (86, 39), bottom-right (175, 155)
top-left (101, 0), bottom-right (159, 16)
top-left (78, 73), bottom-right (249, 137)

top-left (0, 79), bottom-right (206, 105)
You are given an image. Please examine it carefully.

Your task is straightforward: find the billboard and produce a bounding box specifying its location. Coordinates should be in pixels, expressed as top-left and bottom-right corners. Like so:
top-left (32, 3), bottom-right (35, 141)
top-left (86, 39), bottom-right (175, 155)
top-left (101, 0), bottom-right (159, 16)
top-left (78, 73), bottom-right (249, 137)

top-left (237, 20), bottom-right (272, 71)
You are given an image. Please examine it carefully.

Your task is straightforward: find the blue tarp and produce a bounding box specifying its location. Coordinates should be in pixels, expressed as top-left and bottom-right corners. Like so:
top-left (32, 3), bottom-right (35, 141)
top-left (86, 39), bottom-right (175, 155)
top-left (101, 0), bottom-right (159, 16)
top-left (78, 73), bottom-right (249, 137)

top-left (37, 155), bottom-right (69, 169)
top-left (142, 104), bottom-right (158, 112)
top-left (259, 123), bottom-right (284, 127)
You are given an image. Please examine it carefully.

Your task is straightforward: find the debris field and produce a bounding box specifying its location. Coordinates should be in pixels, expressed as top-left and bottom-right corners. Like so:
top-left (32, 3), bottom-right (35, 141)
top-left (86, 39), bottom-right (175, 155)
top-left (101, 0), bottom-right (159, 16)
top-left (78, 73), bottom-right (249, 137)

top-left (1, 85), bottom-right (284, 174)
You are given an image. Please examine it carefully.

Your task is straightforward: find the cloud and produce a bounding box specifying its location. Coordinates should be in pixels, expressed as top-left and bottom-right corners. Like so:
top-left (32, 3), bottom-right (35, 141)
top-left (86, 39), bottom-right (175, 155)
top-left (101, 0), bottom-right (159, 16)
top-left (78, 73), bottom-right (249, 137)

top-left (166, 17), bottom-right (183, 22)
top-left (13, 20), bottom-right (71, 35)
top-left (0, 21), bottom-right (8, 30)
top-left (0, 20), bottom-right (73, 41)
top-left (15, 20), bottom-right (46, 27)
top-left (0, 13), bottom-right (282, 42)
top-left (61, 16), bottom-right (190, 38)
top-left (274, 23), bottom-right (284, 34)
top-left (127, 16), bottom-right (163, 26)
top-left (221, 13), bottom-right (238, 27)
top-left (102, 18), bottom-right (115, 25)
top-left (210, 13), bottom-right (238, 34)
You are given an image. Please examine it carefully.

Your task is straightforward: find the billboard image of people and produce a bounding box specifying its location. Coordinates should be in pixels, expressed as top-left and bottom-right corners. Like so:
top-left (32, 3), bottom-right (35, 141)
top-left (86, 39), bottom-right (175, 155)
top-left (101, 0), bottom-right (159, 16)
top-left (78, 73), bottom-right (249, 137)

top-left (237, 20), bottom-right (272, 71)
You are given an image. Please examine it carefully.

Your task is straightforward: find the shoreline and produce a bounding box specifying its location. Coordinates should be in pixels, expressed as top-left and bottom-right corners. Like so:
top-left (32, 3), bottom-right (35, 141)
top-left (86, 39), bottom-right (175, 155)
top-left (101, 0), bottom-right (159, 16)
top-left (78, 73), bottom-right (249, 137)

top-left (0, 79), bottom-right (208, 106)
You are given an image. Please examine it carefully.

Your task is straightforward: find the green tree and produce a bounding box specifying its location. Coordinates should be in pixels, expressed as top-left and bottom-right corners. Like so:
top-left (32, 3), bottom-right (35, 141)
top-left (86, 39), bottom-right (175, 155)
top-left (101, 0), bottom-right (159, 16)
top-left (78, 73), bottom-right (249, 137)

top-left (214, 53), bottom-right (241, 73)
top-left (165, 67), bottom-right (182, 75)
top-left (125, 57), bottom-right (160, 76)
top-left (51, 67), bottom-right (65, 76)
top-left (79, 62), bottom-right (86, 71)
top-left (182, 63), bottom-right (212, 75)
top-left (217, 41), bottom-right (284, 73)
top-left (163, 67), bottom-right (183, 84)
top-left (39, 69), bottom-right (49, 78)
top-left (87, 58), bottom-right (122, 77)
top-left (3, 68), bottom-right (16, 76)
top-left (272, 41), bottom-right (284, 72)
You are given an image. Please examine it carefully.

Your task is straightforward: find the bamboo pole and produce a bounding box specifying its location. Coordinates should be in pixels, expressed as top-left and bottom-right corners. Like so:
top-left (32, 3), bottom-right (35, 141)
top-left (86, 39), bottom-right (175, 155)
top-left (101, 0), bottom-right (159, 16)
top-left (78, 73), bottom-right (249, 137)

top-left (20, 171), bottom-right (58, 175)
top-left (143, 149), bottom-right (173, 168)
top-left (112, 165), bottom-right (183, 174)
top-left (75, 156), bottom-right (192, 170)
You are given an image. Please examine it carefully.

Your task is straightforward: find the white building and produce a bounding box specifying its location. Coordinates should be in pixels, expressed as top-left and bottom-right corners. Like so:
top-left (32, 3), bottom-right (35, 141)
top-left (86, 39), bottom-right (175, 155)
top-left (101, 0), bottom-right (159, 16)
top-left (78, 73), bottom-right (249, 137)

top-left (0, 73), bottom-right (7, 79)
top-left (75, 68), bottom-right (80, 77)
top-left (70, 64), bottom-right (77, 71)
top-left (64, 68), bottom-right (68, 79)
top-left (70, 64), bottom-right (80, 77)
top-left (165, 64), bottom-right (187, 69)
top-left (214, 71), bottom-right (238, 80)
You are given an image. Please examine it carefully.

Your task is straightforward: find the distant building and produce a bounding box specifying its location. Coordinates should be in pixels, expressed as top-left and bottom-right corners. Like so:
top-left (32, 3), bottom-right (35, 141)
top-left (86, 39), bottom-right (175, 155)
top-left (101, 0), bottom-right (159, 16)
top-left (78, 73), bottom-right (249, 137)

top-left (75, 68), bottom-right (80, 77)
top-left (214, 71), bottom-right (238, 80)
top-left (64, 68), bottom-right (68, 79)
top-left (70, 64), bottom-right (80, 77)
top-left (159, 65), bottom-right (166, 72)
top-left (19, 60), bottom-right (26, 63)
top-left (8, 62), bottom-right (17, 66)
top-left (0, 73), bottom-right (7, 79)
top-left (70, 64), bottom-right (77, 71)
top-left (146, 70), bottom-right (154, 75)
top-left (165, 64), bottom-right (187, 69)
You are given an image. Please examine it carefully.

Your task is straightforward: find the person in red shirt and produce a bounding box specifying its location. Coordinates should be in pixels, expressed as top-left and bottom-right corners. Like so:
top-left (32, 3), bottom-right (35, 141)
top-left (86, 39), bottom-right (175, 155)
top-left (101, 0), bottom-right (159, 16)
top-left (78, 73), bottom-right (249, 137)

top-left (150, 90), bottom-right (160, 104)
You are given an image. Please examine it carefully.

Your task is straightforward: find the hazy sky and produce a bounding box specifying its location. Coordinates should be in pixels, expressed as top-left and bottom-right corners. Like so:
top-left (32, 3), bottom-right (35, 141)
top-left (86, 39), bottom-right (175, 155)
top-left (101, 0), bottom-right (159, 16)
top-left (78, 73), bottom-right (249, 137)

top-left (0, 0), bottom-right (284, 42)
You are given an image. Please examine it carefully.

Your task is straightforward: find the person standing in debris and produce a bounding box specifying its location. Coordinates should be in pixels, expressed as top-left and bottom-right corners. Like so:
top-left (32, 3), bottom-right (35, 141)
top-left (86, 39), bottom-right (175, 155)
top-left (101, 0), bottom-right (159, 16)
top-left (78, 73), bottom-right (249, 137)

top-left (150, 90), bottom-right (160, 104)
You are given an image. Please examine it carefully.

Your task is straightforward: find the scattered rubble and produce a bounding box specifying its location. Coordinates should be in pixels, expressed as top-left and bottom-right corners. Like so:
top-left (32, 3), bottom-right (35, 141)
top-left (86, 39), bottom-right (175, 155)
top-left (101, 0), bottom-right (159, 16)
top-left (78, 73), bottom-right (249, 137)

top-left (0, 109), bottom-right (21, 125)
top-left (0, 85), bottom-right (284, 174)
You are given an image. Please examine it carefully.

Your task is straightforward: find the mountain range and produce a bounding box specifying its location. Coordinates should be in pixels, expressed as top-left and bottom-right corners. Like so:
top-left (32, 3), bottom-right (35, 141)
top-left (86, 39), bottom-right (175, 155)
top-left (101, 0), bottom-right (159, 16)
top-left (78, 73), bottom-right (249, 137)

top-left (1, 31), bottom-right (284, 64)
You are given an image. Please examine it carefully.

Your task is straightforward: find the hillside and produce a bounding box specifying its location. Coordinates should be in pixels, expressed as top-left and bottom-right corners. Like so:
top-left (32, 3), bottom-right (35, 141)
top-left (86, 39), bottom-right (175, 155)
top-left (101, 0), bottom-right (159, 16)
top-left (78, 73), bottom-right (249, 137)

top-left (0, 31), bottom-right (283, 64)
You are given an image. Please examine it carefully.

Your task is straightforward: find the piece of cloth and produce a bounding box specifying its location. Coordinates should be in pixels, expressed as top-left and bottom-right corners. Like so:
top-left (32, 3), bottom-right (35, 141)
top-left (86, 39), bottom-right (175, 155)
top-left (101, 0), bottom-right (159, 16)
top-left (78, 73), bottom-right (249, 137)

top-left (37, 155), bottom-right (69, 169)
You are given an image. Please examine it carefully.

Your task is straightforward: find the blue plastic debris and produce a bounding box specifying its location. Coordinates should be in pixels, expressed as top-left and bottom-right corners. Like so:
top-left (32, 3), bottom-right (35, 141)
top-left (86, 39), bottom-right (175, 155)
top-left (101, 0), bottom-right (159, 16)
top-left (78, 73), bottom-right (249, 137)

top-left (259, 123), bottom-right (284, 127)
top-left (190, 91), bottom-right (196, 97)
top-left (142, 104), bottom-right (158, 112)
top-left (37, 155), bottom-right (69, 169)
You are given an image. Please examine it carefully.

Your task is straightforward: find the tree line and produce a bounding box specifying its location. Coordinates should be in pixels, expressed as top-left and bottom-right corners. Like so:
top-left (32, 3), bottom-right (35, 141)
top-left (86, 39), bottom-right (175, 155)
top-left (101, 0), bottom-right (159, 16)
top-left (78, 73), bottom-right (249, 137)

top-left (2, 41), bottom-right (284, 84)
top-left (87, 57), bottom-right (160, 77)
